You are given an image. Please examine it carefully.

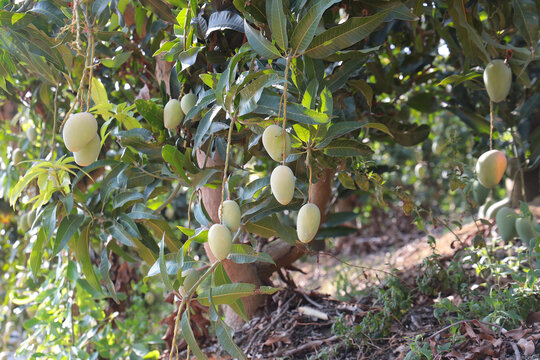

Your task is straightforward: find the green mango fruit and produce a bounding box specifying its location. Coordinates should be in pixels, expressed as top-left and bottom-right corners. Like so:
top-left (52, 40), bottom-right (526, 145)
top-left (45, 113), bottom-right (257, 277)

top-left (495, 207), bottom-right (517, 241)
top-left (219, 200), bottom-right (241, 232)
top-left (271, 165), bottom-right (295, 205)
top-left (164, 99), bottom-right (184, 129)
top-left (476, 150), bottom-right (507, 188)
top-left (483, 59), bottom-right (512, 103)
top-left (208, 224), bottom-right (232, 261)
top-left (62, 112), bottom-right (98, 152)
top-left (297, 203), bottom-right (321, 243)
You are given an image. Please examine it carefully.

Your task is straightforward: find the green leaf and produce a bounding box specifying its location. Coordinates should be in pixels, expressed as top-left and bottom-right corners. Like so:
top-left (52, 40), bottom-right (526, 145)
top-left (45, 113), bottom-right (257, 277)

top-left (193, 104), bottom-right (221, 150)
top-left (30, 1), bottom-right (66, 26)
top-left (162, 145), bottom-right (190, 183)
top-left (268, 0), bottom-right (288, 50)
top-left (323, 139), bottom-right (373, 157)
top-left (244, 20), bottom-right (281, 59)
top-left (53, 214), bottom-right (85, 256)
top-left (301, 78), bottom-right (319, 109)
top-left (140, 0), bottom-right (177, 23)
top-left (184, 92), bottom-right (215, 122)
top-left (108, 223), bottom-right (135, 247)
top-left (349, 79), bottom-right (373, 108)
top-left (90, 78), bottom-right (108, 106)
top-left (323, 57), bottom-right (364, 92)
top-left (229, 244), bottom-right (275, 264)
top-left (289, 0), bottom-right (340, 54)
top-left (238, 71), bottom-right (281, 116)
top-left (316, 121), bottom-right (367, 148)
top-left (436, 72), bottom-right (481, 87)
top-left (101, 51), bottom-right (132, 69)
top-left (30, 227), bottom-right (47, 278)
top-left (244, 216), bottom-right (280, 238)
top-left (255, 93), bottom-right (329, 124)
top-left (100, 250), bottom-right (119, 303)
top-left (216, 321), bottom-right (247, 360)
top-left (128, 203), bottom-right (162, 220)
top-left (319, 86), bottom-right (332, 115)
top-left (338, 172), bottom-right (356, 190)
top-left (74, 225), bottom-right (102, 293)
top-left (177, 46), bottom-right (202, 72)
top-left (181, 311), bottom-right (208, 360)
top-left (512, 0), bottom-right (539, 47)
top-left (197, 283), bottom-right (256, 306)
top-left (113, 191), bottom-right (145, 209)
top-left (213, 263), bottom-right (248, 321)
top-left (304, 10), bottom-right (390, 59)
top-left (159, 235), bottom-right (174, 291)
top-left (145, 219), bottom-right (181, 252)
top-left (135, 99), bottom-right (164, 130)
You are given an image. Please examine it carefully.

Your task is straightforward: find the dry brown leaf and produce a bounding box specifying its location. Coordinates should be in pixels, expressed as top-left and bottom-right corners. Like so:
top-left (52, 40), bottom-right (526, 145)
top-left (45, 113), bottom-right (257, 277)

top-left (263, 335), bottom-right (291, 346)
top-left (463, 322), bottom-right (478, 340)
top-left (517, 338), bottom-right (535, 356)
top-left (505, 327), bottom-right (532, 341)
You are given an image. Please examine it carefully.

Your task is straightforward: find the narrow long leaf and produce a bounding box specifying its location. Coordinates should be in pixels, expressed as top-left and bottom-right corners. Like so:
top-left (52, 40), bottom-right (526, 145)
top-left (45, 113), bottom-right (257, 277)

top-left (181, 311), bottom-right (208, 360)
top-left (289, 0), bottom-right (340, 54)
top-left (244, 20), bottom-right (281, 59)
top-left (30, 227), bottom-right (47, 278)
top-left (74, 225), bottom-right (102, 292)
top-left (216, 321), bottom-right (247, 360)
top-left (305, 10), bottom-right (390, 59)
top-left (268, 0), bottom-right (288, 50)
top-left (53, 214), bottom-right (85, 256)
top-left (193, 104), bottom-right (221, 150)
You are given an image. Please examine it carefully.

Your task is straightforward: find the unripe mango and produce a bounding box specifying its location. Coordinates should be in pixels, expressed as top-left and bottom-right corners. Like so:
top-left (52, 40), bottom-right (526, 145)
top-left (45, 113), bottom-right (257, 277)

top-left (432, 141), bottom-right (445, 156)
top-left (180, 92), bottom-right (198, 115)
top-left (74, 135), bottom-right (101, 166)
top-left (12, 148), bottom-right (23, 165)
top-left (208, 224), bottom-right (232, 261)
top-left (297, 203), bottom-right (321, 243)
top-left (62, 112), bottom-right (98, 152)
top-left (271, 165), bottom-right (295, 205)
top-left (485, 197), bottom-right (510, 219)
top-left (476, 150), bottom-right (507, 188)
top-left (262, 125), bottom-right (291, 162)
top-left (179, 268), bottom-right (200, 297)
top-left (19, 213), bottom-right (29, 232)
top-left (164, 99), bottom-right (184, 129)
top-left (26, 126), bottom-right (37, 142)
top-left (144, 292), bottom-right (155, 305)
top-left (472, 180), bottom-right (490, 206)
top-left (414, 163), bottom-right (426, 179)
top-left (26, 210), bottom-right (36, 230)
top-left (219, 200), bottom-right (241, 232)
top-left (515, 217), bottom-right (536, 244)
top-left (495, 207), bottom-right (517, 241)
top-left (483, 59), bottom-right (512, 103)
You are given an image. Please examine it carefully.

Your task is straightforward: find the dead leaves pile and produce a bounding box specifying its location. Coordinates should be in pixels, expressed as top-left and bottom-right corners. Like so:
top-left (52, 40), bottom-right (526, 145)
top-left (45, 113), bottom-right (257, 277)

top-left (429, 318), bottom-right (540, 359)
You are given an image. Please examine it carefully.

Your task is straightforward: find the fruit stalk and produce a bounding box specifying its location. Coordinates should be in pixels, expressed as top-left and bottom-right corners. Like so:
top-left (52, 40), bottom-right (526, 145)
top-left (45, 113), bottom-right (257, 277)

top-left (489, 99), bottom-right (493, 150)
top-left (221, 117), bottom-right (236, 205)
top-left (281, 55), bottom-right (291, 166)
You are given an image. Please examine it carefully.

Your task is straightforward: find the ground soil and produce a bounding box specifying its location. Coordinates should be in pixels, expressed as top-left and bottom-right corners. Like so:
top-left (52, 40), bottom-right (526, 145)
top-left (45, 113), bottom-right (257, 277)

top-left (176, 203), bottom-right (540, 359)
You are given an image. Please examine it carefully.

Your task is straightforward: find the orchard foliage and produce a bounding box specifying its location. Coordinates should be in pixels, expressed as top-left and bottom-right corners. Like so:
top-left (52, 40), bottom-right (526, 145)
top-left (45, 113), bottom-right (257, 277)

top-left (0, 0), bottom-right (539, 358)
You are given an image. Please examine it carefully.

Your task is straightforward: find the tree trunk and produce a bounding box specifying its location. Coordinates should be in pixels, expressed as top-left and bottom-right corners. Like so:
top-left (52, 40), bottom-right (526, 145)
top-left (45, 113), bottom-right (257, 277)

top-left (196, 150), bottom-right (334, 328)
